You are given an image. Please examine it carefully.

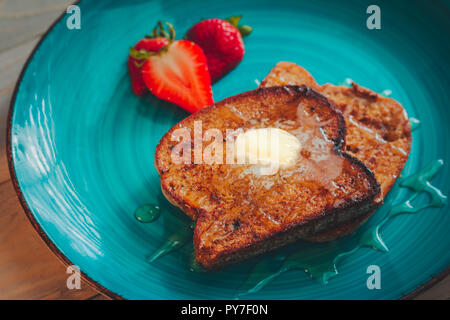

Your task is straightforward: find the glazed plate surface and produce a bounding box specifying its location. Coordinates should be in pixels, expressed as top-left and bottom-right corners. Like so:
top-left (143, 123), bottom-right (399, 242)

top-left (8, 0), bottom-right (450, 299)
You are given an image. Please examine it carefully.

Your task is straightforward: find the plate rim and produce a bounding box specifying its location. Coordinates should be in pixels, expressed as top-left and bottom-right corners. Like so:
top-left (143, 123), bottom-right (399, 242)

top-left (5, 0), bottom-right (449, 300)
top-left (5, 0), bottom-right (122, 300)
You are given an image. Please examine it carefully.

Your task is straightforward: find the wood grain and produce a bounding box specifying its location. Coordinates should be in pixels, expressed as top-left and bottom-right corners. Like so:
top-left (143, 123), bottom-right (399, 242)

top-left (0, 0), bottom-right (447, 300)
top-left (0, 0), bottom-right (73, 53)
top-left (0, 0), bottom-right (107, 300)
top-left (0, 180), bottom-right (103, 299)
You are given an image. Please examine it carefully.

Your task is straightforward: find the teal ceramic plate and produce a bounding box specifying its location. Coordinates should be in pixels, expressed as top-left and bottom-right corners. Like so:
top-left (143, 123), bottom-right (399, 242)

top-left (8, 0), bottom-right (450, 299)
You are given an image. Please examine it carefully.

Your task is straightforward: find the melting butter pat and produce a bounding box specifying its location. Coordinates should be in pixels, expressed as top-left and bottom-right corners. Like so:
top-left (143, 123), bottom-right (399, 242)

top-left (235, 128), bottom-right (301, 168)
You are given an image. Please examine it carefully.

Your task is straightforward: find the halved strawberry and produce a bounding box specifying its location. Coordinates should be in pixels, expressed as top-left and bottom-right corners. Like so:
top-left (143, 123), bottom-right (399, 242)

top-left (129, 38), bottom-right (169, 95)
top-left (141, 39), bottom-right (214, 113)
top-left (128, 22), bottom-right (170, 96)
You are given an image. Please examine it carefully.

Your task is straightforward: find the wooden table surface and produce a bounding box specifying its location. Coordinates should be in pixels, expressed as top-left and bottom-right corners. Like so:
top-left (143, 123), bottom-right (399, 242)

top-left (0, 0), bottom-right (448, 300)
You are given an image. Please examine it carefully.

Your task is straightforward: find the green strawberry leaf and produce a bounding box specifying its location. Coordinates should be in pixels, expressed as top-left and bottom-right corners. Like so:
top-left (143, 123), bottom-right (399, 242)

top-left (238, 25), bottom-right (252, 37)
top-left (226, 15), bottom-right (242, 27)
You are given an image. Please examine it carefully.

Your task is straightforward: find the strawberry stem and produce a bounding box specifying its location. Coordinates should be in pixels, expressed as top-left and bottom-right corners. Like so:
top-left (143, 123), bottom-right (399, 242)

top-left (164, 22), bottom-right (176, 42)
top-left (226, 15), bottom-right (252, 37)
top-left (129, 47), bottom-right (157, 61)
top-left (144, 21), bottom-right (176, 42)
top-left (131, 21), bottom-right (176, 62)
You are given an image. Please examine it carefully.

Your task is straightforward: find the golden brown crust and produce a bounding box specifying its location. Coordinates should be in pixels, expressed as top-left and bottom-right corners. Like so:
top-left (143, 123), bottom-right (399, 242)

top-left (156, 86), bottom-right (381, 269)
top-left (259, 62), bottom-right (319, 89)
top-left (260, 62), bottom-right (411, 241)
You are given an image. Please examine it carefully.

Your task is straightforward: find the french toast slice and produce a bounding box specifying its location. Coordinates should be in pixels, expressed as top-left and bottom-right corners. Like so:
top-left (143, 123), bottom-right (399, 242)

top-left (156, 86), bottom-right (381, 269)
top-left (260, 62), bottom-right (411, 241)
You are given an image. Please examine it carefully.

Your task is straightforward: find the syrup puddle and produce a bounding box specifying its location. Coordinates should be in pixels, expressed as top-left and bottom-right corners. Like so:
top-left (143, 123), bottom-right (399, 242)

top-left (235, 159), bottom-right (447, 297)
top-left (410, 118), bottom-right (420, 131)
top-left (135, 204), bottom-right (160, 223)
top-left (135, 203), bottom-right (194, 263)
top-left (145, 222), bottom-right (194, 263)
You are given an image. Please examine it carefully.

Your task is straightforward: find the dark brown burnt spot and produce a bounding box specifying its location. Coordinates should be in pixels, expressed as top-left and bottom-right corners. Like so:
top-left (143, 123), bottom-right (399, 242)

top-left (346, 144), bottom-right (360, 154)
top-left (232, 220), bottom-right (241, 230)
top-left (209, 193), bottom-right (220, 203)
top-left (318, 187), bottom-right (330, 197)
top-left (352, 83), bottom-right (378, 102)
top-left (301, 149), bottom-right (311, 160)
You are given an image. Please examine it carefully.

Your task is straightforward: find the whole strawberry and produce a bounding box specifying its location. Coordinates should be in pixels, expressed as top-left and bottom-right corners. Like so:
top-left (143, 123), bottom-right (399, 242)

top-left (128, 22), bottom-right (170, 96)
top-left (185, 16), bottom-right (252, 83)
